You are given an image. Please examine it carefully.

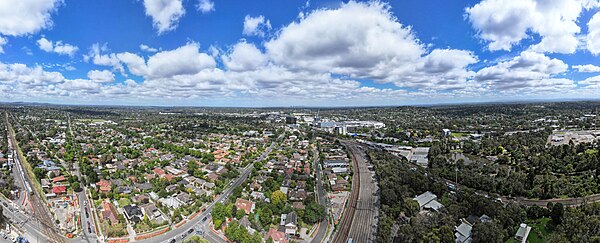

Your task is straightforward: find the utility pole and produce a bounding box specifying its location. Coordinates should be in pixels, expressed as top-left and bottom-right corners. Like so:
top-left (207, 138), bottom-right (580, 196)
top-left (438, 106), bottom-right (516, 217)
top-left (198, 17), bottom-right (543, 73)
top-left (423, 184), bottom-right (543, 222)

top-left (455, 166), bottom-right (459, 186)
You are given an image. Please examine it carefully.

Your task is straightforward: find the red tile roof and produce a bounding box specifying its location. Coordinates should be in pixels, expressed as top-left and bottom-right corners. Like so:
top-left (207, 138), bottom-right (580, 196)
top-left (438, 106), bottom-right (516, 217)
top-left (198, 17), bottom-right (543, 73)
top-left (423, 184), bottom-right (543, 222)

top-left (152, 168), bottom-right (165, 176)
top-left (51, 175), bottom-right (66, 183)
top-left (101, 201), bottom-right (119, 224)
top-left (235, 198), bottom-right (254, 214)
top-left (52, 185), bottom-right (66, 194)
top-left (96, 179), bottom-right (111, 188)
top-left (266, 228), bottom-right (288, 243)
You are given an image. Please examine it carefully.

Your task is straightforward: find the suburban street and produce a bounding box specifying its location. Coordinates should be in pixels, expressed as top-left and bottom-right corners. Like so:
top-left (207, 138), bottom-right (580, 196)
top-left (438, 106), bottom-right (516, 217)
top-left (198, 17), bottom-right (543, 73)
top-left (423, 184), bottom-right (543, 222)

top-left (137, 135), bottom-right (281, 243)
top-left (311, 145), bottom-right (329, 243)
top-left (66, 114), bottom-right (99, 243)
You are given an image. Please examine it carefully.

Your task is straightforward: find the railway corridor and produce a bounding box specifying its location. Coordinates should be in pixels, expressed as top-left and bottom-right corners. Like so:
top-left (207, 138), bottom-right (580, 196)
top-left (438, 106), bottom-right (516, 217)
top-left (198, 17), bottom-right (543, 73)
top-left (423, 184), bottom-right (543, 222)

top-left (6, 113), bottom-right (66, 243)
top-left (332, 142), bottom-right (379, 243)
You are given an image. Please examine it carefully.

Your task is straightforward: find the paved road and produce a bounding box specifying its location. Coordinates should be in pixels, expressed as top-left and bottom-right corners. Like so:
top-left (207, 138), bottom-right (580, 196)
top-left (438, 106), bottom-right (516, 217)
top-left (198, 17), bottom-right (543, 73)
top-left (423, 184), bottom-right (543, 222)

top-left (345, 143), bottom-right (378, 243)
top-left (1, 199), bottom-right (49, 242)
top-left (508, 194), bottom-right (600, 207)
top-left (66, 114), bottom-right (99, 243)
top-left (137, 135), bottom-right (282, 243)
top-left (76, 191), bottom-right (98, 243)
top-left (311, 145), bottom-right (329, 243)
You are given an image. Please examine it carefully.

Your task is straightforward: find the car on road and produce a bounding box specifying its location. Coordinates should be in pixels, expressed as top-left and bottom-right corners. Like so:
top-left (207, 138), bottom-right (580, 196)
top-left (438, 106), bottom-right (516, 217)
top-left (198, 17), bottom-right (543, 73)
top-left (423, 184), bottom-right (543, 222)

top-left (187, 228), bottom-right (194, 234)
top-left (181, 233), bottom-right (187, 239)
top-left (201, 216), bottom-right (208, 222)
top-left (169, 239), bottom-right (176, 243)
top-left (2, 202), bottom-right (7, 207)
top-left (88, 224), bottom-right (92, 233)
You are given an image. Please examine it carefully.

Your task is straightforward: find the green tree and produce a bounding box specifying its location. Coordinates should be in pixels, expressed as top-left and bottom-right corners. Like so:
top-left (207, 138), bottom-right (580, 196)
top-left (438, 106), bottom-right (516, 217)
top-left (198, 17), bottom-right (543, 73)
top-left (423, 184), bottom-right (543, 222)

top-left (551, 203), bottom-right (564, 225)
top-left (471, 221), bottom-right (506, 243)
top-left (212, 203), bottom-right (226, 229)
top-left (0, 206), bottom-right (4, 225)
top-left (236, 208), bottom-right (246, 219)
top-left (72, 182), bottom-right (81, 192)
top-left (271, 190), bottom-right (287, 206)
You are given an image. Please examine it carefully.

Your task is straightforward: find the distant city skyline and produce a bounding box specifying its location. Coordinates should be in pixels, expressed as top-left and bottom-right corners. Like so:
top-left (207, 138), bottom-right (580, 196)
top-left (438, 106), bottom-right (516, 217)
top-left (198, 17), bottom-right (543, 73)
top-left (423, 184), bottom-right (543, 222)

top-left (1, 0), bottom-right (600, 106)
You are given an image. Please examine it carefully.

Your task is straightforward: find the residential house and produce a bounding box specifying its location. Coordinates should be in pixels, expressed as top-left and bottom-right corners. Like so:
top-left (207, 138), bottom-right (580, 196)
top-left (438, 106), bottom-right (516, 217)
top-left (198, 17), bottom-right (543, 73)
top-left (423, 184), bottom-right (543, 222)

top-left (159, 197), bottom-right (182, 209)
top-left (283, 211), bottom-right (297, 235)
top-left (292, 202), bottom-right (305, 210)
top-left (123, 204), bottom-right (143, 224)
top-left (133, 194), bottom-right (149, 204)
top-left (413, 191), bottom-right (444, 212)
top-left (96, 179), bottom-right (112, 194)
top-left (455, 221), bottom-right (472, 243)
top-left (266, 228), bottom-right (288, 243)
top-left (51, 175), bottom-right (66, 184)
top-left (235, 198), bottom-right (255, 214)
top-left (52, 185), bottom-right (66, 195)
top-left (101, 201), bottom-right (119, 224)
top-left (514, 223), bottom-right (531, 243)
top-left (288, 190), bottom-right (308, 201)
top-left (141, 203), bottom-right (162, 220)
top-left (176, 193), bottom-right (191, 205)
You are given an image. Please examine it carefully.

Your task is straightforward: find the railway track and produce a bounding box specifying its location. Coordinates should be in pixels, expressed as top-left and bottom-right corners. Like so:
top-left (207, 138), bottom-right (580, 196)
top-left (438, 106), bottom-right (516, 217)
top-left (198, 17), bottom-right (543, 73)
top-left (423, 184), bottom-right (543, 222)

top-left (6, 113), bottom-right (66, 243)
top-left (331, 144), bottom-right (361, 243)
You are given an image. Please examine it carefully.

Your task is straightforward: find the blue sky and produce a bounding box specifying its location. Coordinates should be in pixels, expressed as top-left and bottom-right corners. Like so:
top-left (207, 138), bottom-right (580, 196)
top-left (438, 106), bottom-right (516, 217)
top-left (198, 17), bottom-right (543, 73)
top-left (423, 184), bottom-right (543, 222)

top-left (0, 0), bottom-right (599, 106)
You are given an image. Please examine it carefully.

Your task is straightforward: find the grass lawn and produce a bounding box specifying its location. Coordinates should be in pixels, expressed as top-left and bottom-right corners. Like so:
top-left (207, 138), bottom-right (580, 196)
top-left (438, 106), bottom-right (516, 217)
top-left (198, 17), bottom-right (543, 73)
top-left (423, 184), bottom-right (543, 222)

top-left (451, 132), bottom-right (469, 138)
top-left (76, 118), bottom-right (107, 123)
top-left (118, 198), bottom-right (132, 207)
top-left (505, 218), bottom-right (552, 243)
top-left (526, 218), bottom-right (552, 243)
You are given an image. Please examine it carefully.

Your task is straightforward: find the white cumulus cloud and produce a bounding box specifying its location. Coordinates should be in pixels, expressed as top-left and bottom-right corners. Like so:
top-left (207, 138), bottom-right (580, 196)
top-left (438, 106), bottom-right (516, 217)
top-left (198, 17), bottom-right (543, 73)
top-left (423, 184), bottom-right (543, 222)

top-left (586, 12), bottom-right (600, 55)
top-left (466, 0), bottom-right (591, 53)
top-left (0, 0), bottom-right (62, 36)
top-left (36, 37), bottom-right (79, 57)
top-left (573, 64), bottom-right (600, 73)
top-left (474, 51), bottom-right (572, 91)
top-left (265, 1), bottom-right (477, 90)
top-left (139, 44), bottom-right (158, 52)
top-left (0, 36), bottom-right (7, 54)
top-left (197, 0), bottom-right (215, 13)
top-left (222, 41), bottom-right (267, 71)
top-left (143, 0), bottom-right (185, 34)
top-left (87, 70), bottom-right (115, 83)
top-left (243, 15), bottom-right (271, 37)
